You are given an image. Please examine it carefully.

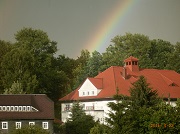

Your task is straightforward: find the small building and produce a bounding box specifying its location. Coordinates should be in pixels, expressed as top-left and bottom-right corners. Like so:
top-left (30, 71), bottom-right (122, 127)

top-left (0, 94), bottom-right (54, 134)
top-left (59, 56), bottom-right (180, 123)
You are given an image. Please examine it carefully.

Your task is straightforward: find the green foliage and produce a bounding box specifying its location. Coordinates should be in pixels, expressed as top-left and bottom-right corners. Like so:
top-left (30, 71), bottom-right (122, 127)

top-left (89, 123), bottom-right (110, 134)
top-left (73, 49), bottom-right (90, 88)
top-left (11, 125), bottom-right (50, 134)
top-left (3, 81), bottom-right (24, 94)
top-left (102, 33), bottom-right (152, 69)
top-left (106, 76), bottom-right (180, 134)
top-left (130, 76), bottom-right (160, 108)
top-left (149, 39), bottom-right (174, 69)
top-left (86, 51), bottom-right (103, 77)
top-left (166, 42), bottom-right (180, 73)
top-left (0, 40), bottom-right (12, 93)
top-left (1, 47), bottom-right (38, 93)
top-left (64, 102), bottom-right (96, 134)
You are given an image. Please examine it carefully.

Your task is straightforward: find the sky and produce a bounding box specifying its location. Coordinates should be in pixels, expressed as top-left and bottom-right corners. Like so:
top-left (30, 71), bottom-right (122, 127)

top-left (0, 0), bottom-right (180, 58)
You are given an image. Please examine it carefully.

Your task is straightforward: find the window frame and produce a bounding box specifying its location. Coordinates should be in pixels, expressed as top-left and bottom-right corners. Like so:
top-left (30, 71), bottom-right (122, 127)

top-left (15, 122), bottom-right (21, 129)
top-left (42, 122), bottom-right (48, 129)
top-left (2, 122), bottom-right (8, 129)
top-left (23, 106), bottom-right (26, 111)
top-left (29, 122), bottom-right (35, 126)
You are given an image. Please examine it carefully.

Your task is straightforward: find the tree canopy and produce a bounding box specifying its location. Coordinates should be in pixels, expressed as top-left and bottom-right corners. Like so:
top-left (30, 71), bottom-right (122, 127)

top-left (106, 76), bottom-right (180, 134)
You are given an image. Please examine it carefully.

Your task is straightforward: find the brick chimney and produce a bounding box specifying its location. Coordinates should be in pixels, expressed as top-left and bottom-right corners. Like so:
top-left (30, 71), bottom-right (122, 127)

top-left (122, 67), bottom-right (127, 79)
top-left (124, 56), bottom-right (139, 72)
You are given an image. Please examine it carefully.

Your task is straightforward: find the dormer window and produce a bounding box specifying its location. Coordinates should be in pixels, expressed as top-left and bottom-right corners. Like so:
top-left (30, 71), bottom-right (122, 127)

top-left (87, 91), bottom-right (89, 95)
top-left (169, 82), bottom-right (178, 87)
top-left (92, 91), bottom-right (94, 95)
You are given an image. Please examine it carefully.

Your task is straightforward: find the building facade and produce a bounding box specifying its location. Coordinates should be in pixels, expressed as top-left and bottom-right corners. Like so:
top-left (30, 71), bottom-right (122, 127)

top-left (59, 56), bottom-right (180, 123)
top-left (0, 94), bottom-right (54, 134)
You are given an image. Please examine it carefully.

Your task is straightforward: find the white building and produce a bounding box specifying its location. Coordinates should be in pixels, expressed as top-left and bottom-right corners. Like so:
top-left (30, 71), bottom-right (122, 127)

top-left (59, 56), bottom-right (180, 123)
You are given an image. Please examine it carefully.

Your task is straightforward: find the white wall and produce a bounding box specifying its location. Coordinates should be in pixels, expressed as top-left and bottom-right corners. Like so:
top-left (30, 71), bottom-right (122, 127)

top-left (61, 100), bottom-right (115, 123)
top-left (61, 100), bottom-right (177, 123)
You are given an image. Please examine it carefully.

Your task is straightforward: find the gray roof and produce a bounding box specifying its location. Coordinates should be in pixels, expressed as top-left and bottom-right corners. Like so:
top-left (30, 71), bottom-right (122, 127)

top-left (0, 94), bottom-right (54, 120)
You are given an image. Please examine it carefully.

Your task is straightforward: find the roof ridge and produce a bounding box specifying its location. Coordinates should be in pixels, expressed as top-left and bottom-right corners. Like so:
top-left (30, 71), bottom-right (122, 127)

top-left (158, 72), bottom-right (174, 86)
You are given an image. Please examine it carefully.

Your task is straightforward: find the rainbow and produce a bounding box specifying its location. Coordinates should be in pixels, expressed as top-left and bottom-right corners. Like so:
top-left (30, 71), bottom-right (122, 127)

top-left (84, 0), bottom-right (137, 54)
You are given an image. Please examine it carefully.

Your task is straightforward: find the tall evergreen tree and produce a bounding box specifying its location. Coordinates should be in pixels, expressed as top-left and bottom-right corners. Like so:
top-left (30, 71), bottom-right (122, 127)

top-left (65, 102), bottom-right (95, 134)
top-left (106, 76), bottom-right (160, 134)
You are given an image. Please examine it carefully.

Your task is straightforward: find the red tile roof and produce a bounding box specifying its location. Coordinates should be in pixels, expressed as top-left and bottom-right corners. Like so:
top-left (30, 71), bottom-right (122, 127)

top-left (59, 57), bottom-right (180, 101)
top-left (88, 78), bottom-right (103, 89)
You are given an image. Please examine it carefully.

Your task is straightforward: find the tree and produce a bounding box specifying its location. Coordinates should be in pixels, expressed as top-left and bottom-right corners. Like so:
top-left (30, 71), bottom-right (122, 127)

top-left (11, 125), bottom-right (50, 134)
top-left (0, 40), bottom-right (12, 93)
top-left (107, 94), bottom-right (134, 134)
top-left (86, 50), bottom-right (103, 77)
top-left (107, 76), bottom-right (180, 133)
top-left (166, 42), bottom-right (180, 73)
top-left (55, 55), bottom-right (77, 94)
top-left (106, 76), bottom-right (160, 134)
top-left (65, 102), bottom-right (95, 134)
top-left (89, 122), bottom-right (110, 134)
top-left (100, 33), bottom-right (176, 71)
top-left (1, 47), bottom-right (38, 93)
top-left (3, 81), bottom-right (24, 94)
top-left (73, 49), bottom-right (90, 88)
top-left (102, 33), bottom-right (152, 70)
top-left (0, 28), bottom-right (67, 103)
top-left (130, 76), bottom-right (160, 109)
top-left (148, 39), bottom-right (174, 69)
top-left (69, 101), bottom-right (86, 121)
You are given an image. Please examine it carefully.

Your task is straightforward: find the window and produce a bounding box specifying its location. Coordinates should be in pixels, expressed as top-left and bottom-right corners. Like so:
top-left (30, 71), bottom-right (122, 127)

top-left (83, 92), bottom-right (85, 96)
top-left (19, 106), bottom-right (22, 111)
top-left (11, 106), bottom-right (14, 111)
top-left (27, 106), bottom-right (31, 111)
top-left (92, 91), bottom-right (94, 95)
top-left (23, 106), bottom-right (26, 111)
top-left (29, 122), bottom-right (35, 126)
top-left (129, 62), bottom-right (131, 65)
top-left (2, 122), bottom-right (8, 129)
top-left (87, 91), bottom-right (89, 95)
top-left (42, 122), bottom-right (48, 129)
top-left (65, 104), bottom-right (70, 111)
top-left (3, 106), bottom-right (6, 111)
top-left (82, 104), bottom-right (85, 110)
top-left (15, 106), bottom-right (18, 111)
top-left (7, 106), bottom-right (10, 111)
top-left (0, 106), bottom-right (2, 111)
top-left (16, 122), bottom-right (21, 129)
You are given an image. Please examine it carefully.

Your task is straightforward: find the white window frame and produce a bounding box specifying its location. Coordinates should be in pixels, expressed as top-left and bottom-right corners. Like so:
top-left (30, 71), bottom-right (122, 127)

top-left (27, 106), bottom-right (31, 111)
top-left (7, 106), bottom-right (10, 111)
top-left (2, 106), bottom-right (6, 111)
top-left (15, 106), bottom-right (18, 111)
top-left (15, 122), bottom-right (21, 129)
top-left (42, 122), bottom-right (48, 129)
top-left (2, 122), bottom-right (8, 129)
top-left (23, 106), bottom-right (26, 111)
top-left (11, 106), bottom-right (14, 111)
top-left (19, 106), bottom-right (22, 111)
top-left (29, 122), bottom-right (35, 126)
